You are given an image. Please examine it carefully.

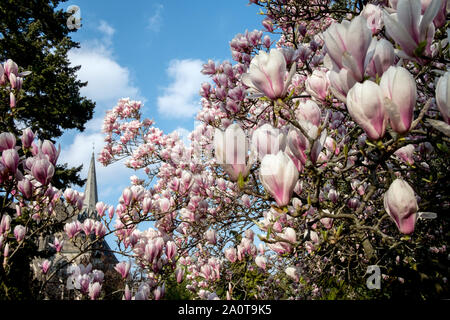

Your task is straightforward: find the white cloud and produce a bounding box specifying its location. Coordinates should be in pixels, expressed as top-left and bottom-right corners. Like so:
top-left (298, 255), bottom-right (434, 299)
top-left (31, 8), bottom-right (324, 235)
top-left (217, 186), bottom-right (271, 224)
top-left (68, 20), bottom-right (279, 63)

top-left (98, 20), bottom-right (115, 38)
top-left (157, 59), bottom-right (209, 118)
top-left (68, 47), bottom-right (140, 106)
top-left (147, 4), bottom-right (163, 32)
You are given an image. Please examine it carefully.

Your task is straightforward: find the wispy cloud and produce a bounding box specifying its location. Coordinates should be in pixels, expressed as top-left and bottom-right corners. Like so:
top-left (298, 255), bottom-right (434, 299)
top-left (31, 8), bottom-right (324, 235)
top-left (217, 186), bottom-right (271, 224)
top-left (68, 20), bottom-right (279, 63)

top-left (147, 4), bottom-right (163, 32)
top-left (157, 59), bottom-right (209, 118)
top-left (98, 20), bottom-right (115, 37)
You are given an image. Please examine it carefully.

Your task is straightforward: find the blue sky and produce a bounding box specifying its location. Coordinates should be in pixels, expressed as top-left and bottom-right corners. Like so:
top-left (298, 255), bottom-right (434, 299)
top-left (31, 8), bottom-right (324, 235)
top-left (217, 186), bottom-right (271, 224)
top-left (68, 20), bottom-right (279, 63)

top-left (55, 1), bottom-right (265, 252)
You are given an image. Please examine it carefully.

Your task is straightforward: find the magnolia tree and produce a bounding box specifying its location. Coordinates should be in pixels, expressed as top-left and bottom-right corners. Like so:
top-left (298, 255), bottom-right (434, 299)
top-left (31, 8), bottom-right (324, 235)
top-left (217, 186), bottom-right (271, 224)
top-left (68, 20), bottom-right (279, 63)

top-left (1, 0), bottom-right (449, 300)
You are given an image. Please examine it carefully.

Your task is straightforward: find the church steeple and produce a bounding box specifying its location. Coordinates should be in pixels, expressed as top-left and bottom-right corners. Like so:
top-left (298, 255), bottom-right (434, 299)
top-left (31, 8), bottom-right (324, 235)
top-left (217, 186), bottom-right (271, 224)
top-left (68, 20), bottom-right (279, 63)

top-left (82, 151), bottom-right (99, 219)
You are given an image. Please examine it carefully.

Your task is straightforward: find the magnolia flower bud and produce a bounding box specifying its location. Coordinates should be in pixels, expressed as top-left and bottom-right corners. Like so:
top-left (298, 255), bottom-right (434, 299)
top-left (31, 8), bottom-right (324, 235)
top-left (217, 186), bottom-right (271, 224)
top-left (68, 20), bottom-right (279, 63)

top-left (384, 179), bottom-right (418, 234)
top-left (366, 39), bottom-right (395, 79)
top-left (394, 144), bottom-right (415, 165)
top-left (205, 229), bottom-right (217, 245)
top-left (89, 282), bottom-right (102, 300)
top-left (41, 140), bottom-right (60, 165)
top-left (21, 128), bottom-right (35, 149)
top-left (166, 241), bottom-right (176, 260)
top-left (0, 132), bottom-right (16, 152)
top-left (31, 158), bottom-right (55, 185)
top-left (296, 100), bottom-right (321, 127)
top-left (260, 151), bottom-right (299, 207)
top-left (380, 66), bottom-right (416, 134)
top-left (328, 68), bottom-right (357, 103)
top-left (14, 225), bottom-right (26, 242)
top-left (436, 71), bottom-right (450, 124)
top-left (175, 268), bottom-right (185, 283)
top-left (4, 59), bottom-right (18, 77)
top-left (346, 80), bottom-right (387, 140)
top-left (305, 70), bottom-right (330, 101)
top-left (1, 149), bottom-right (19, 173)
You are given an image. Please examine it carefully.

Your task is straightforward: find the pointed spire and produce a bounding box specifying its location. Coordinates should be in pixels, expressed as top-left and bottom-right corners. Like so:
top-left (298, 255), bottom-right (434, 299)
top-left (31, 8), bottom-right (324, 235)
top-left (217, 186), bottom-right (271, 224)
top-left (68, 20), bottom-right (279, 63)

top-left (83, 151), bottom-right (99, 219)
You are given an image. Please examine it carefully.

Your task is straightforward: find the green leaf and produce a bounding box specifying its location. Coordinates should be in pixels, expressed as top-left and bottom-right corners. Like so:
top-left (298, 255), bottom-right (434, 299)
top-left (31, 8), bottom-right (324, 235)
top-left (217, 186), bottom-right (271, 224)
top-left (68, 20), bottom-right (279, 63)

top-left (237, 173), bottom-right (245, 189)
top-left (414, 40), bottom-right (427, 57)
top-left (436, 143), bottom-right (449, 153)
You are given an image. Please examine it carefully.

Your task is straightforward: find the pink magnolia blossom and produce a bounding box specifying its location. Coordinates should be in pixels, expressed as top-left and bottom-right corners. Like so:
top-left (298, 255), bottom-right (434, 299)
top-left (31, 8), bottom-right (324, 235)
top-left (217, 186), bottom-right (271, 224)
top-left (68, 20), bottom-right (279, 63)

top-left (380, 66), bottom-right (417, 134)
top-left (305, 70), bottom-right (330, 101)
top-left (214, 124), bottom-right (254, 181)
top-left (17, 178), bottom-right (33, 199)
top-left (327, 188), bottom-right (339, 203)
top-left (1, 149), bottom-right (19, 173)
top-left (361, 4), bottom-right (383, 34)
top-left (346, 80), bottom-right (387, 140)
top-left (82, 219), bottom-right (95, 236)
top-left (123, 284), bottom-right (132, 300)
top-left (394, 144), bottom-right (415, 165)
top-left (4, 59), bottom-right (18, 77)
top-left (323, 15), bottom-right (373, 82)
top-left (224, 247), bottom-right (237, 263)
top-left (14, 225), bottom-right (26, 242)
top-left (122, 187), bottom-right (133, 206)
top-left (31, 158), bottom-right (55, 185)
top-left (64, 220), bottom-right (81, 239)
top-left (41, 140), bottom-right (60, 165)
top-left (49, 237), bottom-right (64, 252)
top-left (3, 243), bottom-right (9, 257)
top-left (0, 133), bottom-right (16, 152)
top-left (115, 261), bottom-right (131, 279)
top-left (436, 71), bottom-right (450, 124)
top-left (241, 49), bottom-right (296, 100)
top-left (95, 201), bottom-right (108, 217)
top-left (286, 127), bottom-right (309, 170)
top-left (89, 282), bottom-right (102, 300)
top-left (159, 198), bottom-right (171, 212)
top-left (384, 179), bottom-right (418, 234)
top-left (260, 151), bottom-right (299, 207)
top-left (320, 217), bottom-right (334, 229)
top-left (205, 229), bottom-right (217, 245)
top-left (241, 194), bottom-right (251, 208)
top-left (255, 256), bottom-right (267, 270)
top-left (0, 214), bottom-right (11, 234)
top-left (94, 221), bottom-right (106, 238)
top-left (285, 267), bottom-right (299, 282)
top-left (251, 124), bottom-right (286, 161)
top-left (366, 39), bottom-right (395, 79)
top-left (295, 100), bottom-right (321, 127)
top-left (41, 259), bottom-right (51, 274)
top-left (327, 68), bottom-right (357, 103)
top-left (175, 268), bottom-right (185, 283)
top-left (153, 285), bottom-right (164, 300)
top-left (10, 92), bottom-right (15, 108)
top-left (20, 128), bottom-right (34, 149)
top-left (383, 0), bottom-right (442, 59)
top-left (166, 241), bottom-right (177, 260)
